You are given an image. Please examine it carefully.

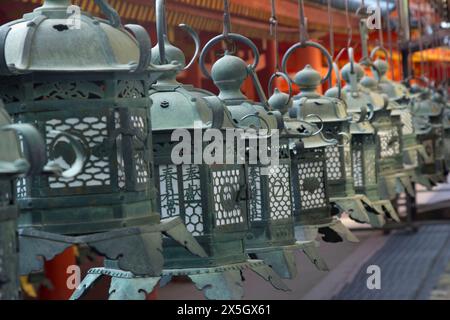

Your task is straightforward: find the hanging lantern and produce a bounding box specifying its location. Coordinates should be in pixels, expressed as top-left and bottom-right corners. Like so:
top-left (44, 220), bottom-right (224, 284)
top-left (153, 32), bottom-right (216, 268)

top-left (0, 103), bottom-right (26, 300)
top-left (295, 64), bottom-right (384, 228)
top-left (282, 42), bottom-right (358, 244)
top-left (0, 101), bottom-right (85, 299)
top-left (94, 0), bottom-right (286, 300)
top-left (198, 29), bottom-right (305, 284)
top-left (338, 58), bottom-right (400, 225)
top-left (370, 51), bottom-right (424, 194)
top-left (0, 0), bottom-right (205, 301)
top-left (444, 108), bottom-right (450, 174)
top-left (408, 83), bottom-right (446, 186)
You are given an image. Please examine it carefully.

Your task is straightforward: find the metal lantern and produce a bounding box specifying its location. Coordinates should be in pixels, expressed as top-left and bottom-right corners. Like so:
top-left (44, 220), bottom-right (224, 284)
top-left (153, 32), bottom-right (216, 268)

top-left (0, 101), bottom-right (84, 299)
top-left (371, 55), bottom-right (423, 193)
top-left (121, 0), bottom-right (287, 300)
top-left (281, 42), bottom-right (358, 244)
top-left (0, 0), bottom-right (204, 300)
top-left (198, 30), bottom-right (308, 283)
top-left (0, 104), bottom-right (24, 300)
top-left (297, 59), bottom-right (381, 227)
top-left (444, 107), bottom-right (450, 174)
top-left (359, 74), bottom-right (412, 201)
top-left (338, 60), bottom-right (400, 225)
top-left (408, 84), bottom-right (446, 186)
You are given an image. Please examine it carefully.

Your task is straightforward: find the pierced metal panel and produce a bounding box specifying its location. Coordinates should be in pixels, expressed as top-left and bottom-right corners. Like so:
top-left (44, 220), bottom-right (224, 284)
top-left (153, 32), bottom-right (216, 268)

top-left (213, 169), bottom-right (244, 227)
top-left (364, 144), bottom-right (377, 185)
top-left (400, 111), bottom-right (414, 135)
top-left (379, 128), bottom-right (400, 158)
top-left (352, 145), bottom-right (364, 188)
top-left (297, 159), bottom-right (327, 210)
top-left (269, 164), bottom-right (292, 220)
top-left (117, 80), bottom-right (146, 99)
top-left (157, 164), bottom-right (205, 236)
top-left (182, 165), bottom-right (204, 236)
top-left (33, 81), bottom-right (105, 100)
top-left (46, 116), bottom-right (110, 189)
top-left (248, 166), bottom-right (263, 222)
top-left (325, 145), bottom-right (344, 180)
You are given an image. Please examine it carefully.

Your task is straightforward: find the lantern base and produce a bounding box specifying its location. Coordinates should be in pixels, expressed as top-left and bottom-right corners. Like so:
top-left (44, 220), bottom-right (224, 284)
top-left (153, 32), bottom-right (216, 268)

top-left (72, 260), bottom-right (290, 300)
top-left (246, 241), bottom-right (329, 278)
top-left (371, 200), bottom-right (400, 222)
top-left (19, 217), bottom-right (207, 276)
top-left (331, 194), bottom-right (380, 226)
top-left (295, 218), bottom-right (359, 244)
top-left (379, 171), bottom-right (414, 200)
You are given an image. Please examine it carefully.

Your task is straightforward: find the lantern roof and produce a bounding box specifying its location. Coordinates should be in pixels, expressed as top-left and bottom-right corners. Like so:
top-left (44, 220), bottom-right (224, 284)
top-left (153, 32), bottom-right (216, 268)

top-left (0, 0), bottom-right (154, 74)
top-left (150, 84), bottom-right (236, 131)
top-left (293, 96), bottom-right (348, 123)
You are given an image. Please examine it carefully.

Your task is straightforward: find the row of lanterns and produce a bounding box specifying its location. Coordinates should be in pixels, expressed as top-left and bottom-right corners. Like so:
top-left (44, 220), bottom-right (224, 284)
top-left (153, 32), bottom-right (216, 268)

top-left (0, 0), bottom-right (448, 300)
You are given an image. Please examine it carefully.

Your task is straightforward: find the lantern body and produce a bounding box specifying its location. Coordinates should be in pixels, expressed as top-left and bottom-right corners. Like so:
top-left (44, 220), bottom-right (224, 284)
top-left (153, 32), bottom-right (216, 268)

top-left (286, 65), bottom-right (358, 243)
top-left (0, 106), bottom-right (21, 300)
top-left (151, 84), bottom-right (249, 269)
top-left (444, 108), bottom-right (450, 173)
top-left (0, 0), bottom-right (193, 278)
top-left (411, 90), bottom-right (446, 186)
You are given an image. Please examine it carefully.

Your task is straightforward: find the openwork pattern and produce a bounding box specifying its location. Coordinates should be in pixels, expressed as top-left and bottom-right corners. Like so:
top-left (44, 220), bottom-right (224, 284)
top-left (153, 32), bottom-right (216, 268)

top-left (46, 116), bottom-right (110, 189)
top-left (117, 80), bottom-right (146, 98)
top-left (213, 169), bottom-right (244, 226)
top-left (343, 144), bottom-right (353, 179)
top-left (325, 146), bottom-right (343, 180)
top-left (352, 144), bottom-right (364, 188)
top-left (33, 81), bottom-right (104, 100)
top-left (269, 164), bottom-right (292, 220)
top-left (364, 145), bottom-right (377, 185)
top-left (248, 166), bottom-right (262, 221)
top-left (400, 111), bottom-right (414, 135)
top-left (0, 83), bottom-right (23, 103)
top-left (298, 160), bottom-right (326, 210)
top-left (379, 128), bottom-right (400, 158)
top-left (182, 165), bottom-right (204, 236)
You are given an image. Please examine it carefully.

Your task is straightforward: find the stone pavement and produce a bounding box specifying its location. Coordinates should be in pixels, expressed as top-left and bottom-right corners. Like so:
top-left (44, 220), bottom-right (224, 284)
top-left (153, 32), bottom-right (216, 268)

top-left (334, 224), bottom-right (450, 300)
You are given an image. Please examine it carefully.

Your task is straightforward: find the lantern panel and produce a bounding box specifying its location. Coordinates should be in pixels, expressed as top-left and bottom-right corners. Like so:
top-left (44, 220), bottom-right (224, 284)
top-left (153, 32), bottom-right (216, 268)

top-left (297, 152), bottom-right (327, 211)
top-left (213, 168), bottom-right (245, 227)
top-left (325, 145), bottom-right (344, 181)
top-left (248, 167), bottom-right (263, 221)
top-left (269, 164), bottom-right (292, 221)
top-left (379, 127), bottom-right (401, 158)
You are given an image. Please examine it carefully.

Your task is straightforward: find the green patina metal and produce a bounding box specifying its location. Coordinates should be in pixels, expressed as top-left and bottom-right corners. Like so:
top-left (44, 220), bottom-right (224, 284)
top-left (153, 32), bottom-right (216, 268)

top-left (296, 66), bottom-right (380, 223)
top-left (198, 30), bottom-right (303, 281)
top-left (0, 0), bottom-right (205, 289)
top-left (408, 83), bottom-right (446, 187)
top-left (0, 100), bottom-right (82, 299)
top-left (282, 43), bottom-right (358, 244)
top-left (0, 104), bottom-right (22, 300)
top-left (83, 0), bottom-right (289, 300)
top-left (371, 54), bottom-right (426, 193)
top-left (359, 73), bottom-right (410, 201)
top-left (338, 59), bottom-right (399, 225)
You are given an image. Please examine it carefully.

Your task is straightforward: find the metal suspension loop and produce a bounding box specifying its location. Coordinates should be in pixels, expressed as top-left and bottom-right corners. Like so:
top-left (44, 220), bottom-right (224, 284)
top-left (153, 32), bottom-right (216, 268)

top-left (418, 1), bottom-right (425, 80)
top-left (334, 0), bottom-right (352, 63)
top-left (327, 0), bottom-right (334, 88)
top-left (376, 0), bottom-right (384, 48)
top-left (270, 0), bottom-right (280, 71)
top-left (386, 0), bottom-right (395, 79)
top-left (222, 0), bottom-right (235, 53)
top-left (298, 0), bottom-right (308, 43)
